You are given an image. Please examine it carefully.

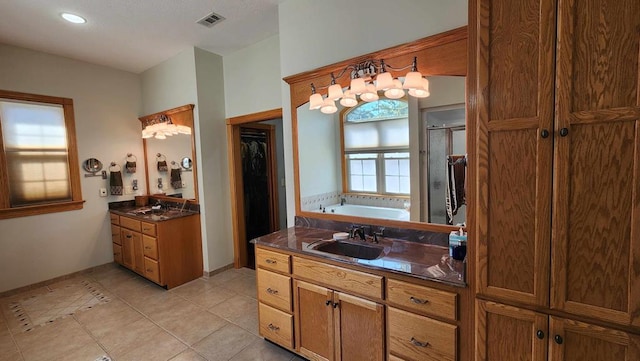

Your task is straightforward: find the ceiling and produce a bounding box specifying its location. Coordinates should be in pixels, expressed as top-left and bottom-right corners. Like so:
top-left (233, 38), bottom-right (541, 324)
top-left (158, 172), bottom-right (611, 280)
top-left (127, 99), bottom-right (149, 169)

top-left (0, 0), bottom-right (284, 74)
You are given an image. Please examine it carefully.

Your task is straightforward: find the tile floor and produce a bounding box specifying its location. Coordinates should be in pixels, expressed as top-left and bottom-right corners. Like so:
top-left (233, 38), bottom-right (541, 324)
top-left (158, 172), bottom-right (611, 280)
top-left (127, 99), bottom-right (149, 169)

top-left (0, 265), bottom-right (305, 361)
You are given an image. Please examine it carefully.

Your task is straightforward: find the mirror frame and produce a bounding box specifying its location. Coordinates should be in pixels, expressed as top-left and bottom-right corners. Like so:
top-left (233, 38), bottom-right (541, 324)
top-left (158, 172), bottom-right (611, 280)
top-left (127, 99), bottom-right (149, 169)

top-left (138, 104), bottom-right (199, 202)
top-left (283, 26), bottom-right (468, 232)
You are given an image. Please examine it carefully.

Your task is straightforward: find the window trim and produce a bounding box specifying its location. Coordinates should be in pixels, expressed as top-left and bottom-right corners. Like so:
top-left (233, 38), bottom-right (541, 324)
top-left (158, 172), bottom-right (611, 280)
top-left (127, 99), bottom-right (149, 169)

top-left (0, 89), bottom-right (84, 219)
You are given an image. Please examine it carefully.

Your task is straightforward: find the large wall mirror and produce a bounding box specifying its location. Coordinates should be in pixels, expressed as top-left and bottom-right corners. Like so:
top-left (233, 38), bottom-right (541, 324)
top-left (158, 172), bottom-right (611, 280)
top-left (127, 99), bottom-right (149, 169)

top-left (285, 27), bottom-right (467, 231)
top-left (139, 104), bottom-right (199, 202)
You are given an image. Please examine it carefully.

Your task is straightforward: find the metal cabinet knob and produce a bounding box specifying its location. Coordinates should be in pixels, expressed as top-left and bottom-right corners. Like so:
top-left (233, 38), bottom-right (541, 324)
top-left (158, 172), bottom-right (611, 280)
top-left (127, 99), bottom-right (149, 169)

top-left (540, 129), bottom-right (550, 138)
top-left (559, 127), bottom-right (569, 137)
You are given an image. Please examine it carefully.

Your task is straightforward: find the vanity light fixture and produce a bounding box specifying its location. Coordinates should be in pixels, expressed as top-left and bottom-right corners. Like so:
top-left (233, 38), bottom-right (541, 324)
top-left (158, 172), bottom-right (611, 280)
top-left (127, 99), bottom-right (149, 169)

top-left (61, 12), bottom-right (87, 24)
top-left (141, 114), bottom-right (191, 140)
top-left (308, 57), bottom-right (430, 114)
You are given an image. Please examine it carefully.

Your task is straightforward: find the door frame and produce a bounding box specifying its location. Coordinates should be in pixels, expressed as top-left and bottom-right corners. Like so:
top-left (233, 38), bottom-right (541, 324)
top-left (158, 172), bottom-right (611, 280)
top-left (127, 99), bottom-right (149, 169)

top-left (226, 108), bottom-right (283, 268)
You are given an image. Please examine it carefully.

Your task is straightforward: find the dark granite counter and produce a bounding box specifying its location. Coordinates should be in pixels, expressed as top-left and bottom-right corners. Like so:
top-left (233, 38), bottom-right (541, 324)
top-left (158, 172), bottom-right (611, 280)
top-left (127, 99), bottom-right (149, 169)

top-left (253, 226), bottom-right (466, 287)
top-left (108, 199), bottom-right (199, 222)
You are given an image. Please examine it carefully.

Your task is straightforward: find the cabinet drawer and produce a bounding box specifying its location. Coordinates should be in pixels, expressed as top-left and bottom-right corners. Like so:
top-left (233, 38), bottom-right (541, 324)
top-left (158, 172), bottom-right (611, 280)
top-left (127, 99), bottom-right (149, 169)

top-left (387, 279), bottom-right (457, 321)
top-left (142, 235), bottom-right (158, 260)
top-left (119, 216), bottom-right (141, 232)
top-left (144, 257), bottom-right (160, 284)
top-left (259, 302), bottom-right (293, 349)
top-left (141, 222), bottom-right (156, 237)
top-left (257, 268), bottom-right (292, 312)
top-left (111, 225), bottom-right (121, 245)
top-left (112, 243), bottom-right (123, 264)
top-left (388, 307), bottom-right (457, 361)
top-left (109, 213), bottom-right (119, 225)
top-left (256, 247), bottom-right (290, 274)
top-left (293, 256), bottom-right (383, 300)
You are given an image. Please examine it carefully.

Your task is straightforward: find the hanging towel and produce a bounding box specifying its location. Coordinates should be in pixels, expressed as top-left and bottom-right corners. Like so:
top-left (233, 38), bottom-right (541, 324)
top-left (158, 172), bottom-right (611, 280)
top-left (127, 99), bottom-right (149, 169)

top-left (110, 171), bottom-right (123, 196)
top-left (171, 168), bottom-right (182, 189)
top-left (125, 154), bottom-right (137, 173)
top-left (156, 153), bottom-right (168, 172)
top-left (445, 155), bottom-right (466, 224)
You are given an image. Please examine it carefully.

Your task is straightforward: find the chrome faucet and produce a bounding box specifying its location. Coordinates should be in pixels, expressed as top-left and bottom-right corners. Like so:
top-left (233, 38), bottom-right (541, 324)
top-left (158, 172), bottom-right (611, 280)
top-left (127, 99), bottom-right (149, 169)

top-left (349, 225), bottom-right (367, 241)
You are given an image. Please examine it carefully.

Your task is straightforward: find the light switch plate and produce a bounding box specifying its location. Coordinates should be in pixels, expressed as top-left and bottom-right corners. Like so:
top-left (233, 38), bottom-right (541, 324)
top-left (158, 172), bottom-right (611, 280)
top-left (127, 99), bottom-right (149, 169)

top-left (99, 188), bottom-right (107, 197)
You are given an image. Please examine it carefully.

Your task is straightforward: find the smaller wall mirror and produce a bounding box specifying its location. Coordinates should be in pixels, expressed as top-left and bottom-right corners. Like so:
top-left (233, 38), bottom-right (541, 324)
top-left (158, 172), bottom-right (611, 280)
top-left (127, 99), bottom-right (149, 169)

top-left (83, 158), bottom-right (103, 173)
top-left (181, 157), bottom-right (193, 170)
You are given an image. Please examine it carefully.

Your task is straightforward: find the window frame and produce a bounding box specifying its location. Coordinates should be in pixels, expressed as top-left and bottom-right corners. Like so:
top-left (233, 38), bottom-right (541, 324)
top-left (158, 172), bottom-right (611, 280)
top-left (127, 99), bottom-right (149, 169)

top-left (0, 90), bottom-right (84, 219)
top-left (340, 98), bottom-right (411, 197)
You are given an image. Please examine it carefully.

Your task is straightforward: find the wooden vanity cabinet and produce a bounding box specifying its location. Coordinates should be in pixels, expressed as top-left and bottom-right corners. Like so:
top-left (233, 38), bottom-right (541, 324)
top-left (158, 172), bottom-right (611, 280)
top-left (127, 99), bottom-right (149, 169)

top-left (477, 300), bottom-right (640, 361)
top-left (471, 0), bottom-right (640, 356)
top-left (109, 212), bottom-right (202, 288)
top-left (294, 278), bottom-right (384, 361)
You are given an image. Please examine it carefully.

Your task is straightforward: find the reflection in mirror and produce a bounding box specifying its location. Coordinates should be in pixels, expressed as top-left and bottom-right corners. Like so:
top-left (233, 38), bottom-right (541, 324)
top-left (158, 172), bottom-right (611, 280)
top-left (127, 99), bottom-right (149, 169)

top-left (140, 105), bottom-right (197, 201)
top-left (297, 76), bottom-right (465, 225)
top-left (146, 133), bottom-right (194, 199)
top-left (181, 157), bottom-right (192, 170)
top-left (83, 158), bottom-right (103, 173)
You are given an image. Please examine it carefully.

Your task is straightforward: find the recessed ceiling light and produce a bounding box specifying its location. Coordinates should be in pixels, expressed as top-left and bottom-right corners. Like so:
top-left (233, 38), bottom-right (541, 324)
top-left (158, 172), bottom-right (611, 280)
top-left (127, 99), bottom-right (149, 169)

top-left (61, 13), bottom-right (86, 24)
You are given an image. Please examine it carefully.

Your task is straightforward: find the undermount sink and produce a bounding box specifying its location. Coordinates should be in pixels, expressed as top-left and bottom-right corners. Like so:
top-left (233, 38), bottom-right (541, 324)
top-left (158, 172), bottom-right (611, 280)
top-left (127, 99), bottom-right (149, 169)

top-left (312, 240), bottom-right (385, 260)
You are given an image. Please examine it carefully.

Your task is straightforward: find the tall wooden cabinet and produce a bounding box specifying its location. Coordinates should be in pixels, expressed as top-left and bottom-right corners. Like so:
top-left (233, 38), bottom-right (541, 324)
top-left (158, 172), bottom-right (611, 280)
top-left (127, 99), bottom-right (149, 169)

top-left (472, 0), bottom-right (640, 358)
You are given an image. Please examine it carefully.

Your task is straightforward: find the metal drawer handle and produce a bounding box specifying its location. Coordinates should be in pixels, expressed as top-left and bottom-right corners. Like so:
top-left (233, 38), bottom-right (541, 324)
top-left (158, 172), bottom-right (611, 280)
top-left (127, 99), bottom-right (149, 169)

top-left (266, 288), bottom-right (279, 295)
top-left (268, 323), bottom-right (280, 331)
top-left (146, 269), bottom-right (153, 273)
top-left (265, 259), bottom-right (277, 264)
top-left (410, 296), bottom-right (429, 304)
top-left (126, 235), bottom-right (132, 238)
top-left (145, 246), bottom-right (151, 250)
top-left (410, 337), bottom-right (430, 348)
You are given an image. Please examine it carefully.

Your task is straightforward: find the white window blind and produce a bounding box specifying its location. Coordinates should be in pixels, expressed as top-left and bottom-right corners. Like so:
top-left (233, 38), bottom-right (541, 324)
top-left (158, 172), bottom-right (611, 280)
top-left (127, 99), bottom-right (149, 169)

top-left (0, 100), bottom-right (71, 206)
top-left (343, 117), bottom-right (409, 151)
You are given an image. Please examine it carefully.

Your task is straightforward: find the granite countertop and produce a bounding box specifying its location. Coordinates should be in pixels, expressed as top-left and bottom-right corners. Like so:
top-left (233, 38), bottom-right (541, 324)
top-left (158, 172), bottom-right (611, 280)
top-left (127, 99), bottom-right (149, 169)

top-left (253, 226), bottom-right (466, 287)
top-left (110, 206), bottom-right (199, 222)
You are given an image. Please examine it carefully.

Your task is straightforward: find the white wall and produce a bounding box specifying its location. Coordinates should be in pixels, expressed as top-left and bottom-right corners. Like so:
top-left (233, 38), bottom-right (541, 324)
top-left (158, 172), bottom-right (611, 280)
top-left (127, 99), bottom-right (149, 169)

top-left (141, 47), bottom-right (231, 273)
top-left (193, 47), bottom-right (232, 272)
top-left (223, 35), bottom-right (282, 118)
top-left (0, 44), bottom-right (142, 292)
top-left (279, 0), bottom-right (468, 225)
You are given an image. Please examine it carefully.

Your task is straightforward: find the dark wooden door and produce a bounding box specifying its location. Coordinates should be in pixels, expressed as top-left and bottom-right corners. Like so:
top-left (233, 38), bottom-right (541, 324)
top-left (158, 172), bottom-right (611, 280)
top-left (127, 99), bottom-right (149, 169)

top-left (550, 0), bottom-right (640, 326)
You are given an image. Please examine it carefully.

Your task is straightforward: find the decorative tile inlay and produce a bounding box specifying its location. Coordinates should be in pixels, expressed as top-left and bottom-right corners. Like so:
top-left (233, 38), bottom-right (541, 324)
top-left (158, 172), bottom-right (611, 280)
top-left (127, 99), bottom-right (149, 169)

top-left (9, 279), bottom-right (110, 332)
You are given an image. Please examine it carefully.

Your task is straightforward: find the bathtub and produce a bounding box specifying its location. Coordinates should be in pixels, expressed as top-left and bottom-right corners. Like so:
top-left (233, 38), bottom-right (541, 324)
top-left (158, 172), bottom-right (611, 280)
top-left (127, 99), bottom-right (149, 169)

top-left (316, 204), bottom-right (409, 221)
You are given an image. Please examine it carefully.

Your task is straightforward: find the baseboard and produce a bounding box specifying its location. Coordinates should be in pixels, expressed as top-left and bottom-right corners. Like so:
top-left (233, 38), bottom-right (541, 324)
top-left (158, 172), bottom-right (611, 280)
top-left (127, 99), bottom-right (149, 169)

top-left (0, 262), bottom-right (118, 298)
top-left (202, 263), bottom-right (234, 278)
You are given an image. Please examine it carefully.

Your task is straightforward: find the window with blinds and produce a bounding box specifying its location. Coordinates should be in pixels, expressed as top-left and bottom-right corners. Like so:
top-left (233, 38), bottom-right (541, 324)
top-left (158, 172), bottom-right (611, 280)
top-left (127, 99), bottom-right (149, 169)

top-left (0, 90), bottom-right (82, 219)
top-left (343, 99), bottom-right (410, 195)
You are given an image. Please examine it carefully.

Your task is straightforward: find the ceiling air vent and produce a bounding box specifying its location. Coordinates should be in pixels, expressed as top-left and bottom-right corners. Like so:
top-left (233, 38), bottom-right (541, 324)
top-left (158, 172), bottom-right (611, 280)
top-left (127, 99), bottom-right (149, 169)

top-left (197, 11), bottom-right (225, 28)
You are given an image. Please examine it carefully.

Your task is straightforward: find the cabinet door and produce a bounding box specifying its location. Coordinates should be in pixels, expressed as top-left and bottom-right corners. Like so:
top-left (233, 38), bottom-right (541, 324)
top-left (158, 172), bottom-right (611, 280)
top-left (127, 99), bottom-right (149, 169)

top-left (121, 229), bottom-right (136, 269)
top-left (295, 280), bottom-right (334, 361)
top-left (132, 232), bottom-right (144, 274)
top-left (476, 300), bottom-right (547, 361)
top-left (548, 317), bottom-right (640, 361)
top-left (334, 292), bottom-right (384, 361)
top-left (551, 0), bottom-right (640, 326)
top-left (473, 0), bottom-right (556, 306)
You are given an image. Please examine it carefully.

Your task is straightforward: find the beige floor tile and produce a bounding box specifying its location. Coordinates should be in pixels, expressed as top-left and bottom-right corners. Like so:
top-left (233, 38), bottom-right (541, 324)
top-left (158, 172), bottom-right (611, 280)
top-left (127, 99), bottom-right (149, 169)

top-left (109, 275), bottom-right (158, 297)
top-left (219, 276), bottom-right (256, 299)
top-left (192, 324), bottom-right (258, 361)
top-left (126, 289), bottom-right (183, 316)
top-left (232, 268), bottom-right (256, 277)
top-left (51, 341), bottom-right (109, 361)
top-left (176, 285), bottom-right (237, 310)
top-left (150, 301), bottom-right (229, 345)
top-left (229, 339), bottom-right (296, 361)
top-left (98, 317), bottom-right (162, 358)
top-left (13, 317), bottom-right (94, 361)
top-left (204, 269), bottom-right (243, 286)
top-left (0, 350), bottom-right (23, 361)
top-left (209, 295), bottom-right (258, 329)
top-left (117, 330), bottom-right (187, 361)
top-left (74, 299), bottom-right (143, 339)
top-left (169, 349), bottom-right (208, 361)
top-left (170, 279), bottom-right (215, 297)
top-left (91, 267), bottom-right (137, 289)
top-left (0, 327), bottom-right (19, 358)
